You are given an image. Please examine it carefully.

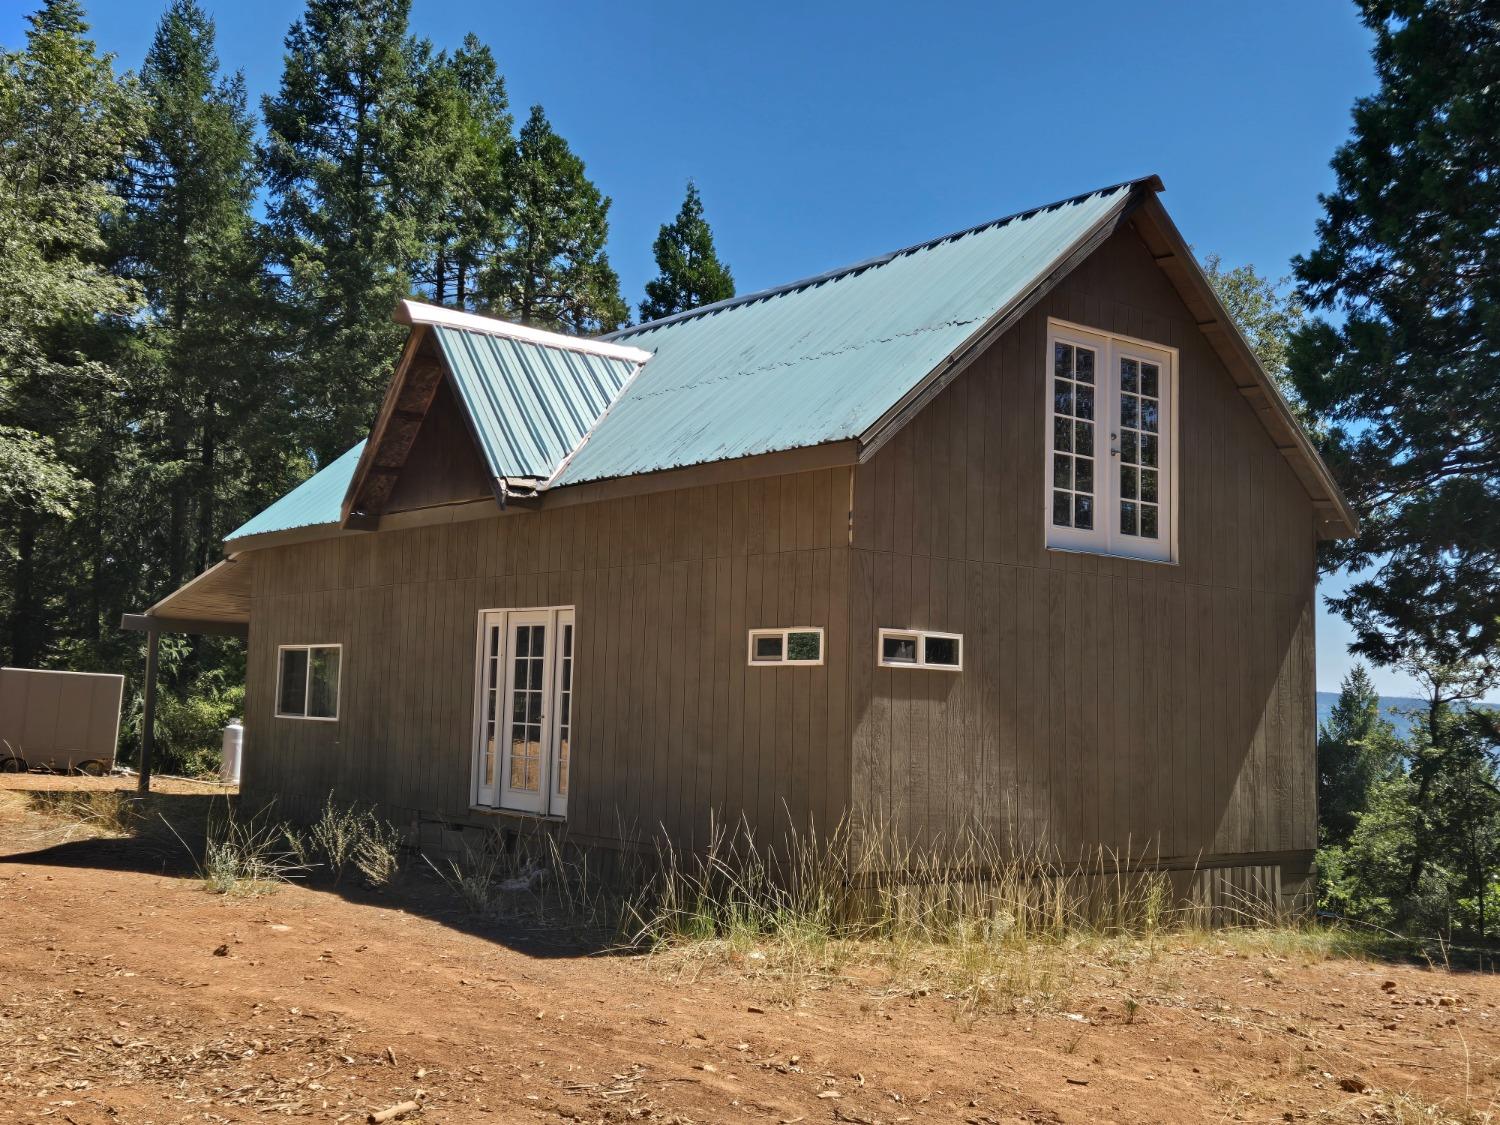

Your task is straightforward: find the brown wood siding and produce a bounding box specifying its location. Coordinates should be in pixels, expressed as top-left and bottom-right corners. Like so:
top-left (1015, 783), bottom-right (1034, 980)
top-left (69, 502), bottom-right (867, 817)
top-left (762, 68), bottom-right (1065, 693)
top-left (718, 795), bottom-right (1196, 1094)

top-left (849, 222), bottom-right (1318, 862)
top-left (241, 468), bottom-right (853, 849)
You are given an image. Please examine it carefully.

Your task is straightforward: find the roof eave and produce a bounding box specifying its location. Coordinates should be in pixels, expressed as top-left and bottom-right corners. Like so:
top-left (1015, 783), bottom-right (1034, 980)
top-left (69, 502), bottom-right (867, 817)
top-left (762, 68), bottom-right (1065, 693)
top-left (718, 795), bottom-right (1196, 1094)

top-left (1128, 195), bottom-right (1359, 539)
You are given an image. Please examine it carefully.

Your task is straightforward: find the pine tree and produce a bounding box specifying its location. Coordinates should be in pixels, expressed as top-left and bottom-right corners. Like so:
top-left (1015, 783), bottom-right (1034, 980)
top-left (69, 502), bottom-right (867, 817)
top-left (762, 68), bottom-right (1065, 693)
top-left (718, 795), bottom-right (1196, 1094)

top-left (0, 0), bottom-right (141, 666)
top-left (1290, 0), bottom-right (1500, 668)
top-left (405, 34), bottom-right (512, 311)
top-left (261, 0), bottom-right (420, 460)
top-left (1317, 664), bottom-right (1400, 845)
top-left (115, 0), bottom-right (273, 593)
top-left (639, 180), bottom-right (735, 322)
top-left (481, 105), bottom-right (626, 334)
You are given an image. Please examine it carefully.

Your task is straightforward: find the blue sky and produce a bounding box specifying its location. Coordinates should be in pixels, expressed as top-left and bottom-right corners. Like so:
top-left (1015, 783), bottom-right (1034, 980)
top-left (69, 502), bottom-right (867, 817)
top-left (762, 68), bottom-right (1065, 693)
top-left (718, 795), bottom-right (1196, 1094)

top-left (11, 0), bottom-right (1464, 700)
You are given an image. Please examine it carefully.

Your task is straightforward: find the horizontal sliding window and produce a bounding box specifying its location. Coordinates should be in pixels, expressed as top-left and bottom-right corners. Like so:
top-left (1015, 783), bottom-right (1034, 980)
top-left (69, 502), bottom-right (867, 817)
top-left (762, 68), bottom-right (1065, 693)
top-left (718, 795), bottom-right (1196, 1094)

top-left (1046, 321), bottom-right (1175, 563)
top-left (878, 629), bottom-right (962, 671)
top-left (748, 628), bottom-right (824, 666)
top-left (277, 644), bottom-right (341, 720)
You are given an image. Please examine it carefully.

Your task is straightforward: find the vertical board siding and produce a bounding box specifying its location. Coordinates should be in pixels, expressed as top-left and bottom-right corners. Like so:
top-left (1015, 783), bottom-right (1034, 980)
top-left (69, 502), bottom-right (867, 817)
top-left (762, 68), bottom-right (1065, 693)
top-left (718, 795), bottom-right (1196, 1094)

top-left (849, 223), bottom-right (1318, 863)
top-left (242, 466), bottom-right (855, 848)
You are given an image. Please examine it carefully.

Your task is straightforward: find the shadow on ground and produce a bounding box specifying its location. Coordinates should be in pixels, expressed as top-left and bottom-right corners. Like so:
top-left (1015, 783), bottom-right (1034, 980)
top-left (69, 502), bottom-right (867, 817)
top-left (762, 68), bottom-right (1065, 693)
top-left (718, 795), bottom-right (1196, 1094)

top-left (1, 787), bottom-right (629, 960)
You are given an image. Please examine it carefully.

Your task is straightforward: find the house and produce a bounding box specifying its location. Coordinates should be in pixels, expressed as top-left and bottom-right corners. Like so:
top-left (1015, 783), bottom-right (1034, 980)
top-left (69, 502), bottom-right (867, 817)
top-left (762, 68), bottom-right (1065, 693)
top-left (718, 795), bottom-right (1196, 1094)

top-left (129, 176), bottom-right (1356, 905)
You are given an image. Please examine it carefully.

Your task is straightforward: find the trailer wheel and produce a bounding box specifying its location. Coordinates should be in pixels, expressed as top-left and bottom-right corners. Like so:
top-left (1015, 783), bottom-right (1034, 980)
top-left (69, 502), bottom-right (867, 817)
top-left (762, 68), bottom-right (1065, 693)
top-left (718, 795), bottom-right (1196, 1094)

top-left (75, 759), bottom-right (108, 777)
top-left (0, 755), bottom-right (24, 773)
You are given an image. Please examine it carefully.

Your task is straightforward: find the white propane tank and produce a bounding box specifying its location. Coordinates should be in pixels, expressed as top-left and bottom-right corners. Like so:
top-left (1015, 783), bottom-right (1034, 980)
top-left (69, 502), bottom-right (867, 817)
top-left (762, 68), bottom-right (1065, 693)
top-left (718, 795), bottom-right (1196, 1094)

top-left (220, 720), bottom-right (244, 784)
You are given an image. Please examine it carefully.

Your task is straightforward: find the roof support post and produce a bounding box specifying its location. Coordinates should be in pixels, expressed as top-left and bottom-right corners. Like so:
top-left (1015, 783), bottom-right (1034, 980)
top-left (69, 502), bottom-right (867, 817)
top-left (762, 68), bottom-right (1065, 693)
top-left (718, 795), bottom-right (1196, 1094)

top-left (138, 622), bottom-right (160, 795)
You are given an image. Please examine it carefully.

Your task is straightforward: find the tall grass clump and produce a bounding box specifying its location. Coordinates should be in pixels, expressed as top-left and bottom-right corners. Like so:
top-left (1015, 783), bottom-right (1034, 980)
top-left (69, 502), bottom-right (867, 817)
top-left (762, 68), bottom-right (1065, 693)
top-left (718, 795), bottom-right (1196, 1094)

top-left (27, 790), bottom-right (144, 838)
top-left (621, 812), bottom-right (1210, 1010)
top-left (284, 793), bottom-right (405, 887)
top-left (193, 805), bottom-right (307, 896)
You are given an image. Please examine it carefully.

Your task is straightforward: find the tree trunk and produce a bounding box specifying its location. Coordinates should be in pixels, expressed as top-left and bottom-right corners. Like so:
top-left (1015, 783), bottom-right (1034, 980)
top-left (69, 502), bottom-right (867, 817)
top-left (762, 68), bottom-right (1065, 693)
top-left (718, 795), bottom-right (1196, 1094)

top-left (7, 513), bottom-right (39, 666)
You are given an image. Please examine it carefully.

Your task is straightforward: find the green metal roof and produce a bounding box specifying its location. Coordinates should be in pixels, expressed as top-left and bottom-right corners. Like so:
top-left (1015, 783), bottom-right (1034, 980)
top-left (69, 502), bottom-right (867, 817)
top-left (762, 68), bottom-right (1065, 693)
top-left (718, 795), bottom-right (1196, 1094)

top-left (552, 180), bottom-right (1139, 486)
top-left (431, 325), bottom-right (639, 480)
top-left (226, 442), bottom-right (363, 542)
top-left (227, 179), bottom-right (1145, 544)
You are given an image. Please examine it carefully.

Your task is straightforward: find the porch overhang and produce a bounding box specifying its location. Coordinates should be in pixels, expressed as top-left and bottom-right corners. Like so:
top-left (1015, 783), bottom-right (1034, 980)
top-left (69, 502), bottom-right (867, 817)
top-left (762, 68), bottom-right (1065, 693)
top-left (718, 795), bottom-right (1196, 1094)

top-left (118, 559), bottom-right (251, 794)
top-left (123, 559), bottom-right (250, 638)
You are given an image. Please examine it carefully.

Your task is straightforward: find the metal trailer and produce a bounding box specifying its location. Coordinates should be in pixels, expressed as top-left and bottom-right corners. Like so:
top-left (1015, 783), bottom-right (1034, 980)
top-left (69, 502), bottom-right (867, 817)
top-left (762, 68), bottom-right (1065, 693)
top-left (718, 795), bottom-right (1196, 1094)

top-left (0, 667), bottom-right (125, 774)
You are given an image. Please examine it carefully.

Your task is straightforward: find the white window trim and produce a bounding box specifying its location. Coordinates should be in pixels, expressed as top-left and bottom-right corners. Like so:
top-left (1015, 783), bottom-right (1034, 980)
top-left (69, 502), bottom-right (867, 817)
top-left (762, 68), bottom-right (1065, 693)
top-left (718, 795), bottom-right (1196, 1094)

top-left (274, 643), bottom-right (342, 721)
top-left (747, 627), bottom-right (826, 667)
top-left (877, 628), bottom-right (963, 671)
top-left (1044, 319), bottom-right (1179, 564)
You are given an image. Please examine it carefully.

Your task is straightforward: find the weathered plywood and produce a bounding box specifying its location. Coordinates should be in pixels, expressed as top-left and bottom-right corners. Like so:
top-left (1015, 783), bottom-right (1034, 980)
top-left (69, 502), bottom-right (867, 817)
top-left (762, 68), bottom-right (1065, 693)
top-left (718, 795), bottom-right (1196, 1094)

top-left (848, 223), bottom-right (1318, 863)
top-left (241, 466), bottom-right (855, 849)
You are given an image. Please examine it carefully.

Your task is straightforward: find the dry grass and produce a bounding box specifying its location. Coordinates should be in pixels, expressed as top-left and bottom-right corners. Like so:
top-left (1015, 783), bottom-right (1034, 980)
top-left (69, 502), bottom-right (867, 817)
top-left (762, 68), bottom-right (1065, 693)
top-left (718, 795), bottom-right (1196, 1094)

top-left (26, 789), bottom-right (144, 836)
top-left (612, 813), bottom-right (1402, 1016)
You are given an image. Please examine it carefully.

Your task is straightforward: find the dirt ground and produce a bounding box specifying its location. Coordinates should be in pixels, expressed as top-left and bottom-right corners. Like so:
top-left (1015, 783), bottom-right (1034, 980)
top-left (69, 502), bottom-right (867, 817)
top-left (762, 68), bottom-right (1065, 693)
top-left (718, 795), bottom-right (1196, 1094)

top-left (2, 776), bottom-right (1498, 1124)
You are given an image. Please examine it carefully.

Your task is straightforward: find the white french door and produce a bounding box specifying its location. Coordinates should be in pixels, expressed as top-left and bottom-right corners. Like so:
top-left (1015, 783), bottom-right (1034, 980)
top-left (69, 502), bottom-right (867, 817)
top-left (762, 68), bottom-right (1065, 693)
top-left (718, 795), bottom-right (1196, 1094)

top-left (473, 607), bottom-right (574, 816)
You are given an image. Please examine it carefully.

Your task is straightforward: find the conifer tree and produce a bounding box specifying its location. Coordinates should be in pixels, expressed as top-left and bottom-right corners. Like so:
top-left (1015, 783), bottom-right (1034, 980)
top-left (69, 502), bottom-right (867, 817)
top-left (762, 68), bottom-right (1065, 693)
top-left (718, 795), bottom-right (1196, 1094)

top-left (0, 0), bottom-right (141, 666)
top-left (481, 105), bottom-right (626, 334)
top-left (406, 34), bottom-right (512, 310)
top-left (115, 0), bottom-right (274, 592)
top-left (639, 180), bottom-right (735, 322)
top-left (261, 0), bottom-right (420, 460)
top-left (1317, 664), bottom-right (1400, 845)
top-left (1290, 0), bottom-right (1500, 669)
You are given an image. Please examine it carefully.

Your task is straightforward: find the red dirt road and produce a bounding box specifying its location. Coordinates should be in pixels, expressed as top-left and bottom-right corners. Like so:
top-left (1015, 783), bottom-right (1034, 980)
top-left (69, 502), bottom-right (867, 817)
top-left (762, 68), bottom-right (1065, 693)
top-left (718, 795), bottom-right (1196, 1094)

top-left (2, 781), bottom-right (1498, 1123)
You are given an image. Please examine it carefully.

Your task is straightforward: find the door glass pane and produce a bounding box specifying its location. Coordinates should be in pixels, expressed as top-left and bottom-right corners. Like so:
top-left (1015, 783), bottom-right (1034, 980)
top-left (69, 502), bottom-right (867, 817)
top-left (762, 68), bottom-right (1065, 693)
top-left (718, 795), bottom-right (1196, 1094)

top-left (1049, 342), bottom-right (1097, 529)
top-left (483, 626), bottom-right (500, 788)
top-left (1074, 494), bottom-right (1094, 530)
top-left (1118, 355), bottom-right (1162, 539)
top-left (556, 623), bottom-right (572, 798)
top-left (508, 623), bottom-right (545, 793)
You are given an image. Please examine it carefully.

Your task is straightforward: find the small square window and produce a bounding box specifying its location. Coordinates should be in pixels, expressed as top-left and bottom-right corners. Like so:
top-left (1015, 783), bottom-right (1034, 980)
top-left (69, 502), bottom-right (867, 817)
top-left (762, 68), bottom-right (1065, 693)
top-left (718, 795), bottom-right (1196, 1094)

top-left (748, 628), bottom-right (824, 666)
top-left (881, 633), bottom-right (918, 665)
top-left (786, 631), bottom-right (822, 662)
top-left (752, 634), bottom-right (784, 662)
top-left (879, 629), bottom-right (962, 671)
top-left (923, 635), bottom-right (961, 668)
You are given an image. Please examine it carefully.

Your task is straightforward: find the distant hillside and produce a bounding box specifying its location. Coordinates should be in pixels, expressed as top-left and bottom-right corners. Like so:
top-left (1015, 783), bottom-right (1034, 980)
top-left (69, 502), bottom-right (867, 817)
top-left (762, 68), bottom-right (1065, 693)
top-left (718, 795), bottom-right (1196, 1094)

top-left (1316, 692), bottom-right (1498, 741)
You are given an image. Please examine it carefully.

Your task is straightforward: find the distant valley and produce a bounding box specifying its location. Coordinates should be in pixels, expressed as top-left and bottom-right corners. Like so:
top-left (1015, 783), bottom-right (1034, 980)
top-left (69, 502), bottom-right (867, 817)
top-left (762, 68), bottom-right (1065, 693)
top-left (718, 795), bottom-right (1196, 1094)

top-left (1316, 692), bottom-right (1498, 741)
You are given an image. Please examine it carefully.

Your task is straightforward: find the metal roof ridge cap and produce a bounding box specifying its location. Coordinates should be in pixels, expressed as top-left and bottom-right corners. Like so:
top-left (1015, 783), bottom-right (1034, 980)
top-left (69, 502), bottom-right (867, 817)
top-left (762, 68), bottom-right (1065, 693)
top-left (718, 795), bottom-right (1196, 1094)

top-left (605, 175), bottom-right (1165, 340)
top-left (395, 300), bottom-right (653, 364)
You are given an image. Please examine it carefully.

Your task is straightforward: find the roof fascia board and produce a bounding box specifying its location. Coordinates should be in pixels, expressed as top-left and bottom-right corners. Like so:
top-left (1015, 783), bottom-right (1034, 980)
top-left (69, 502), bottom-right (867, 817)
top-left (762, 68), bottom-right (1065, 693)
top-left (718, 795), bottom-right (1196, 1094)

top-left (1129, 195), bottom-right (1358, 538)
top-left (121, 612), bottom-right (248, 638)
top-left (340, 325), bottom-right (429, 527)
top-left (396, 299), bottom-right (653, 364)
top-left (857, 184), bottom-right (1146, 462)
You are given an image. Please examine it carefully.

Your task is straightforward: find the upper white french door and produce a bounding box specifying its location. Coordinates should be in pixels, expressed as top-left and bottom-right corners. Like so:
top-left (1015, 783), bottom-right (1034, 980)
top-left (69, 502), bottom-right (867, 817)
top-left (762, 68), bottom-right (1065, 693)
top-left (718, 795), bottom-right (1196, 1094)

top-left (1045, 320), bottom-right (1176, 563)
top-left (473, 606), bottom-right (574, 816)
